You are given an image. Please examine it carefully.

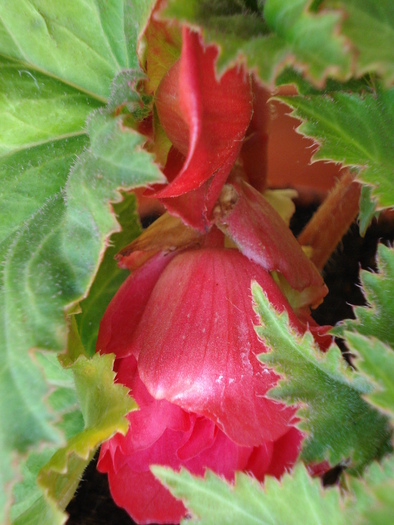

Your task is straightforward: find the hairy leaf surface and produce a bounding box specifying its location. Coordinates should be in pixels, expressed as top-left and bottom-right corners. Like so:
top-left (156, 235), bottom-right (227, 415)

top-left (337, 245), bottom-right (394, 348)
top-left (0, 3), bottom-right (160, 519)
top-left (252, 282), bottom-right (391, 471)
top-left (152, 464), bottom-right (345, 525)
top-left (0, 0), bottom-right (156, 101)
top-left (11, 352), bottom-right (135, 524)
top-left (276, 87), bottom-right (394, 210)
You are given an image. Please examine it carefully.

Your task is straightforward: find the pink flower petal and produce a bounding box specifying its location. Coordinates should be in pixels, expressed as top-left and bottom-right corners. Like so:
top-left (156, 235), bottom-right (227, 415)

top-left (244, 441), bottom-right (274, 479)
top-left (99, 409), bottom-right (256, 523)
top-left (115, 357), bottom-right (193, 454)
top-left (95, 251), bottom-right (175, 359)
top-left (159, 155), bottom-right (235, 231)
top-left (177, 417), bottom-right (217, 460)
top-left (266, 427), bottom-right (304, 478)
top-left (133, 248), bottom-right (303, 446)
top-left (184, 427), bottom-right (253, 479)
top-left (104, 461), bottom-right (187, 524)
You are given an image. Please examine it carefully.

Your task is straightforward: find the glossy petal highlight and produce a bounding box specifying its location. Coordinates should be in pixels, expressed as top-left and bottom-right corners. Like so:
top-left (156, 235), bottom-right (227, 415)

top-left (131, 248), bottom-right (303, 445)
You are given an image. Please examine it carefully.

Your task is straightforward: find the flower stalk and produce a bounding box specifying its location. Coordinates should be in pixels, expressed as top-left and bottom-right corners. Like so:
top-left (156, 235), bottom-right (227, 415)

top-left (298, 171), bottom-right (361, 272)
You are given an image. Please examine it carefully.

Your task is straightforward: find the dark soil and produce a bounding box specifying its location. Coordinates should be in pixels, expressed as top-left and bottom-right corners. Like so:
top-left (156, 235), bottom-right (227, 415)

top-left (66, 206), bottom-right (393, 524)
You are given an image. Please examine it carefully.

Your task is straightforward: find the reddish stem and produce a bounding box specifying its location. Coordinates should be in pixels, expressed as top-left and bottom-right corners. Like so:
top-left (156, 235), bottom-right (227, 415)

top-left (298, 171), bottom-right (361, 272)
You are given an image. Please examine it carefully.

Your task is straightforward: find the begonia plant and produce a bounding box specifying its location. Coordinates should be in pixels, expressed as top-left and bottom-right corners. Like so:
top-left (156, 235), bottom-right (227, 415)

top-left (0, 1), bottom-right (393, 524)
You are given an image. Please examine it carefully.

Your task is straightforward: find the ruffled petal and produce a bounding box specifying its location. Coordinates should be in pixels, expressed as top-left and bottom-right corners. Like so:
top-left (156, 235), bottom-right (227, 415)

top-left (244, 441), bottom-right (274, 479)
top-left (184, 427), bottom-right (253, 479)
top-left (115, 357), bottom-right (193, 454)
top-left (99, 412), bottom-right (255, 524)
top-left (133, 248), bottom-right (304, 446)
top-left (177, 417), bottom-right (217, 460)
top-left (104, 457), bottom-right (187, 524)
top-left (266, 427), bottom-right (304, 478)
top-left (150, 28), bottom-right (253, 230)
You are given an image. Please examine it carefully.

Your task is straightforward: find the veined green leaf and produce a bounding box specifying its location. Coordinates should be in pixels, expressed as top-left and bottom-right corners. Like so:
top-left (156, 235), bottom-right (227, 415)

top-left (276, 86), bottom-right (394, 210)
top-left (164, 0), bottom-right (351, 85)
top-left (0, 136), bottom-right (88, 248)
top-left (153, 460), bottom-right (394, 525)
top-left (0, 115), bottom-right (86, 525)
top-left (152, 464), bottom-right (346, 525)
top-left (327, 0), bottom-right (394, 84)
top-left (10, 348), bottom-right (83, 525)
top-left (11, 450), bottom-right (67, 525)
top-left (335, 245), bottom-right (394, 420)
top-left (0, 115), bottom-right (163, 523)
top-left (0, 56), bottom-right (100, 156)
top-left (252, 282), bottom-right (391, 471)
top-left (0, 0), bottom-right (157, 101)
top-left (0, 194), bottom-right (69, 524)
top-left (0, 3), bottom-right (160, 520)
top-left (359, 185), bottom-right (379, 236)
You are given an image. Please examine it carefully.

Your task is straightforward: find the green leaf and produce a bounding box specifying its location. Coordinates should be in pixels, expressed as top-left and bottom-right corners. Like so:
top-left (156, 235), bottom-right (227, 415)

top-left (0, 56), bottom-right (100, 156)
top-left (77, 193), bottom-right (141, 356)
top-left (0, 194), bottom-right (70, 524)
top-left (11, 451), bottom-right (67, 525)
top-left (0, 3), bottom-right (160, 519)
top-left (11, 353), bottom-right (135, 524)
top-left (38, 353), bottom-right (135, 511)
top-left (164, 0), bottom-right (351, 85)
top-left (276, 86), bottom-right (394, 210)
top-left (0, 0), bottom-right (157, 101)
top-left (10, 350), bottom-right (83, 525)
top-left (0, 135), bottom-right (88, 248)
top-left (345, 333), bottom-right (394, 420)
top-left (62, 109), bottom-right (165, 294)
top-left (337, 245), bottom-right (394, 348)
top-left (275, 65), bottom-right (371, 95)
top-left (0, 136), bottom-right (85, 523)
top-left (336, 245), bottom-right (394, 420)
top-left (0, 114), bottom-right (163, 523)
top-left (252, 282), bottom-right (391, 471)
top-left (327, 0), bottom-right (394, 84)
top-left (154, 459), bottom-right (394, 525)
top-left (359, 185), bottom-right (379, 237)
top-left (347, 457), bottom-right (394, 525)
top-left (152, 463), bottom-right (346, 525)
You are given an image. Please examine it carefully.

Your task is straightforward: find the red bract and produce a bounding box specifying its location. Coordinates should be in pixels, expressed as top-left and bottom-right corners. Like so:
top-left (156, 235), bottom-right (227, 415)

top-left (148, 27), bottom-right (253, 230)
top-left (214, 180), bottom-right (328, 307)
top-left (96, 234), bottom-right (325, 524)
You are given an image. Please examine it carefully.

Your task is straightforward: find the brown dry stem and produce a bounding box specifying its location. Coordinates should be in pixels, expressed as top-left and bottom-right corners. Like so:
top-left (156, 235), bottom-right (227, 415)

top-left (298, 171), bottom-right (361, 272)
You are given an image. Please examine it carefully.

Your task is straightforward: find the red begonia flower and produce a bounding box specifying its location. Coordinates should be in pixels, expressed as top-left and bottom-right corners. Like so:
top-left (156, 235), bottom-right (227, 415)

top-left (98, 355), bottom-right (303, 524)
top-left (147, 27), bottom-right (253, 230)
top-left (96, 233), bottom-right (327, 523)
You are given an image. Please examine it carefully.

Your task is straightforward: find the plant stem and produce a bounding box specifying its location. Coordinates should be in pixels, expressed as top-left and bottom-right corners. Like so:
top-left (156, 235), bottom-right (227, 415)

top-left (298, 171), bottom-right (361, 272)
